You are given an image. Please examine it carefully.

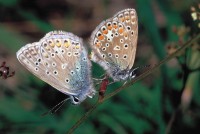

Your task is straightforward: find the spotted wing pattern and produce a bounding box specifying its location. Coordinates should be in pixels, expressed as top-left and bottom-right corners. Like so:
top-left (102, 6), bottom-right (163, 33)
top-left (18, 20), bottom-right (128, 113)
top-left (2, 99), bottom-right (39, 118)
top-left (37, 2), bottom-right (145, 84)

top-left (90, 9), bottom-right (138, 80)
top-left (17, 31), bottom-right (95, 103)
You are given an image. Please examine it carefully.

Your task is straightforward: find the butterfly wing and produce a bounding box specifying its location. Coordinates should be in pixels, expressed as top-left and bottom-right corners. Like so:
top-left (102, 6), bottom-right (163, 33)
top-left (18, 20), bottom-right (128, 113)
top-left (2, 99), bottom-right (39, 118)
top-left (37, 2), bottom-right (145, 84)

top-left (90, 9), bottom-right (138, 77)
top-left (17, 31), bottom-right (95, 100)
top-left (113, 8), bottom-right (138, 69)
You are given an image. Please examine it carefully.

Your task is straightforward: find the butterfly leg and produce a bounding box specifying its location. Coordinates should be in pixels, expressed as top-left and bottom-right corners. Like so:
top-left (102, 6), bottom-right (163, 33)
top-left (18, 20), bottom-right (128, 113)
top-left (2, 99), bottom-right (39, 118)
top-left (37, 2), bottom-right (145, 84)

top-left (92, 73), bottom-right (107, 81)
top-left (92, 77), bottom-right (105, 81)
top-left (122, 81), bottom-right (128, 86)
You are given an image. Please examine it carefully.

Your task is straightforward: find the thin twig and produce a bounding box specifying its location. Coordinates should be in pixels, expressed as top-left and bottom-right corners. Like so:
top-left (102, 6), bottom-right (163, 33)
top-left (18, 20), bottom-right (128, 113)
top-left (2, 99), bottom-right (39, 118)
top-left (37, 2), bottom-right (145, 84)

top-left (103, 33), bottom-right (200, 101)
top-left (67, 98), bottom-right (102, 134)
top-left (66, 33), bottom-right (200, 134)
top-left (165, 105), bottom-right (181, 134)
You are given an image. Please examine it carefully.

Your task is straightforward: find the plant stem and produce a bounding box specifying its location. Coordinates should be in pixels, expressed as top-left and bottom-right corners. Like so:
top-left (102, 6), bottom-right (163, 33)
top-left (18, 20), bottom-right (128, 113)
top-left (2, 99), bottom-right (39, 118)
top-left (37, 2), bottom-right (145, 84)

top-left (103, 33), bottom-right (200, 101)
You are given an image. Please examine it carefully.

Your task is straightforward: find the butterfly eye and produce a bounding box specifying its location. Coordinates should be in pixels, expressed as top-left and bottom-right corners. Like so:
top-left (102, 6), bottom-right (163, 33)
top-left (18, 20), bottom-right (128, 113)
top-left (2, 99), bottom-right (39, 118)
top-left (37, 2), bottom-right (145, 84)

top-left (72, 96), bottom-right (80, 104)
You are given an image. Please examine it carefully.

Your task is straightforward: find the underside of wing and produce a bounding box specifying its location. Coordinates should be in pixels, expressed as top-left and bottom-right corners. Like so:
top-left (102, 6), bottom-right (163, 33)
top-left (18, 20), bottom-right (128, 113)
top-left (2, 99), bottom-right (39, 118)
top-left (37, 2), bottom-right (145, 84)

top-left (90, 8), bottom-right (138, 72)
top-left (17, 31), bottom-right (94, 97)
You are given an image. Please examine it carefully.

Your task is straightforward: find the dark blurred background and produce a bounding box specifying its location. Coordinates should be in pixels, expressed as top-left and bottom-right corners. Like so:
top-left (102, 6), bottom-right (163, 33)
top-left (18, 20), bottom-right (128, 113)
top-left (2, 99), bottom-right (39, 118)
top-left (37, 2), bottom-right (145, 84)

top-left (0, 0), bottom-right (200, 134)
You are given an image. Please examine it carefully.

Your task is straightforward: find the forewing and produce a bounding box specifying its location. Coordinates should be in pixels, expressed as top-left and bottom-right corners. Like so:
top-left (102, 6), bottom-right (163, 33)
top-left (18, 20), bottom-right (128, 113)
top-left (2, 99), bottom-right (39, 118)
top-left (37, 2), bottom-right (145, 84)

top-left (90, 8), bottom-right (138, 70)
top-left (113, 8), bottom-right (138, 69)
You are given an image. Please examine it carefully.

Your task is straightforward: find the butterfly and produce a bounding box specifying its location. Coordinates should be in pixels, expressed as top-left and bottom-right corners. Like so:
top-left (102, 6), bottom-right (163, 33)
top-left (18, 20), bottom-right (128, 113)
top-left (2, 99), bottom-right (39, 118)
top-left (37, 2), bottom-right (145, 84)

top-left (90, 8), bottom-right (138, 81)
top-left (16, 31), bottom-right (95, 105)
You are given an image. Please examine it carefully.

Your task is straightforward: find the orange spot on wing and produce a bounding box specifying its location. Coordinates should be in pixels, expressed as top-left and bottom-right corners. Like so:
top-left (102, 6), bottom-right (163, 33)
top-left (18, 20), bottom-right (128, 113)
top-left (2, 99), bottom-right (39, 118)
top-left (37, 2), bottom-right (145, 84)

top-left (107, 25), bottom-right (112, 30)
top-left (119, 17), bottom-right (125, 22)
top-left (119, 28), bottom-right (124, 34)
top-left (98, 35), bottom-right (104, 40)
top-left (95, 42), bottom-right (101, 48)
top-left (102, 29), bottom-right (108, 34)
top-left (113, 24), bottom-right (118, 29)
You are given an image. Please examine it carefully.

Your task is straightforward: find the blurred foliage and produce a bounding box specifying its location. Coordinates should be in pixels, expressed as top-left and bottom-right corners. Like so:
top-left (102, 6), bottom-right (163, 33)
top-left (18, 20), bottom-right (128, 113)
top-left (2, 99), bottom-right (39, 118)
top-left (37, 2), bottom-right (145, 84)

top-left (0, 0), bottom-right (200, 134)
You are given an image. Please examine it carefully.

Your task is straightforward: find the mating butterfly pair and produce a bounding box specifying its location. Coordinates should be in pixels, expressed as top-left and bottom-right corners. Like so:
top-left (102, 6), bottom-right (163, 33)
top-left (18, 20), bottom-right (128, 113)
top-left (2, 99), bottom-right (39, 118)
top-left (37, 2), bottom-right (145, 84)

top-left (16, 8), bottom-right (138, 104)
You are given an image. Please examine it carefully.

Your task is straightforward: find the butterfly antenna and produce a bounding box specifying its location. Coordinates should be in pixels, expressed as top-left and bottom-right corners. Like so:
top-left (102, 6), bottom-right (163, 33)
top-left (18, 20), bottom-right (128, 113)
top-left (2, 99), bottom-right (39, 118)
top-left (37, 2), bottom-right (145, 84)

top-left (41, 97), bottom-right (70, 117)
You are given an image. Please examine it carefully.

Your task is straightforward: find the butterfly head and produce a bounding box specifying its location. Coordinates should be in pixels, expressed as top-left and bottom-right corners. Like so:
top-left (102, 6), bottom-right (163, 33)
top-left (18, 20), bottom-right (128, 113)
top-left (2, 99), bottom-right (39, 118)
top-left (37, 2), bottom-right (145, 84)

top-left (70, 96), bottom-right (81, 105)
